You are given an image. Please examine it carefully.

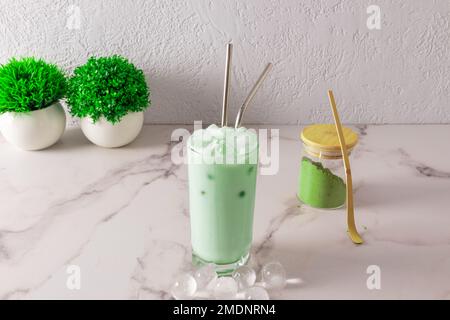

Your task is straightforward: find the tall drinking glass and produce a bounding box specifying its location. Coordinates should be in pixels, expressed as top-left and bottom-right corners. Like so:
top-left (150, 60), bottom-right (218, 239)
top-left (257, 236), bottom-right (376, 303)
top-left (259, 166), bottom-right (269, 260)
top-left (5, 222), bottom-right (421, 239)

top-left (187, 125), bottom-right (258, 274)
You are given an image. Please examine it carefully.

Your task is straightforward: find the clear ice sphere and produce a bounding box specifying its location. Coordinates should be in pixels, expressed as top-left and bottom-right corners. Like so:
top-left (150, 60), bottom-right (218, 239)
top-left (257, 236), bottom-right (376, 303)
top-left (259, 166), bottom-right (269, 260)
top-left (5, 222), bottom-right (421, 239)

top-left (261, 261), bottom-right (287, 291)
top-left (232, 266), bottom-right (256, 290)
top-left (170, 273), bottom-right (197, 300)
top-left (213, 277), bottom-right (238, 300)
top-left (194, 264), bottom-right (217, 290)
top-left (244, 286), bottom-right (270, 300)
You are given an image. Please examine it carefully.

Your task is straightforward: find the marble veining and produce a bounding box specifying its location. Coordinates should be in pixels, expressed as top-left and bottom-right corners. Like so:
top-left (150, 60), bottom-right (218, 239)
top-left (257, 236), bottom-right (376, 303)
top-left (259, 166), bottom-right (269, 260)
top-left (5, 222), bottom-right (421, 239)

top-left (0, 125), bottom-right (450, 299)
top-left (398, 148), bottom-right (450, 179)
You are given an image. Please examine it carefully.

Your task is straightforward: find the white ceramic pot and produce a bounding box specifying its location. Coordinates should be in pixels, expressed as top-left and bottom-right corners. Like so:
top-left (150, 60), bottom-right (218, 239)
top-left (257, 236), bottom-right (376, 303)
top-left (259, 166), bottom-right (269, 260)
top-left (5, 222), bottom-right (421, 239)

top-left (80, 111), bottom-right (144, 148)
top-left (0, 102), bottom-right (66, 151)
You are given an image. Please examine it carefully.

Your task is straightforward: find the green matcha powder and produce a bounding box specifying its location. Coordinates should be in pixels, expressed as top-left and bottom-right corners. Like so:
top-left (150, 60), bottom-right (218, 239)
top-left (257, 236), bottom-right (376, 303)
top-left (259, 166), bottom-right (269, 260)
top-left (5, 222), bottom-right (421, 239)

top-left (298, 157), bottom-right (346, 209)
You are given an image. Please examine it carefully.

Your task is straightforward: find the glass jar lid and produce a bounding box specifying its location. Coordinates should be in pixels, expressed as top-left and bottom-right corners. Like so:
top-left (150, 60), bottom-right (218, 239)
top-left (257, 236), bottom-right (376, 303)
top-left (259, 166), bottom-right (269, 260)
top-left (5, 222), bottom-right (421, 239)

top-left (300, 124), bottom-right (358, 159)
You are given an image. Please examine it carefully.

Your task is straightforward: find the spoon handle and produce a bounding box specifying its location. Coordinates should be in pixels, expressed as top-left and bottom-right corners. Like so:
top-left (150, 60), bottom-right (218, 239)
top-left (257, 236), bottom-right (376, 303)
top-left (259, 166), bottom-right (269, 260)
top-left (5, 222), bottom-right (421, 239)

top-left (328, 90), bottom-right (363, 244)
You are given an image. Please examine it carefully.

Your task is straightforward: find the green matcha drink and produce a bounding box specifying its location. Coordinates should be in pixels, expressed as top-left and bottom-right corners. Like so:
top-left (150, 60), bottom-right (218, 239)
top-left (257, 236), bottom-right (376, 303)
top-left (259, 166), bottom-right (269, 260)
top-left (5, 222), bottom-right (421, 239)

top-left (188, 125), bottom-right (258, 270)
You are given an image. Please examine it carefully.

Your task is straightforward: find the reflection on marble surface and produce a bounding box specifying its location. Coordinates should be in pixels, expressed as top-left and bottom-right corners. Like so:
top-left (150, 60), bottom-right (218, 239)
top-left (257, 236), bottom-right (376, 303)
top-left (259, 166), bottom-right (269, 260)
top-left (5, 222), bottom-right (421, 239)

top-left (0, 125), bottom-right (450, 299)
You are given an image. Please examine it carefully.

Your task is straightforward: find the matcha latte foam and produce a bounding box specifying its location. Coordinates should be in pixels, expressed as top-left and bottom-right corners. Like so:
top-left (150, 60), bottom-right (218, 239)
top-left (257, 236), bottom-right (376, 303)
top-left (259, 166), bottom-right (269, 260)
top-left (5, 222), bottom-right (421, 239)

top-left (298, 157), bottom-right (346, 209)
top-left (187, 125), bottom-right (258, 271)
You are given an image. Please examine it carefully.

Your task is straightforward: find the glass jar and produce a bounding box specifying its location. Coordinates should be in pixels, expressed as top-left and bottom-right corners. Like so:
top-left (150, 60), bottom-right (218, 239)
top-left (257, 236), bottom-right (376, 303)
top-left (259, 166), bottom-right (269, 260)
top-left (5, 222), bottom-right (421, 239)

top-left (297, 124), bottom-right (358, 209)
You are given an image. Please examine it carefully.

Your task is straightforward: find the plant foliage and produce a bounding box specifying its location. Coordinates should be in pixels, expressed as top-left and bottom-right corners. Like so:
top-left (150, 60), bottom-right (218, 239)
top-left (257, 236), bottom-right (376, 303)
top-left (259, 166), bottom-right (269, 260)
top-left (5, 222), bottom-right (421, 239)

top-left (0, 57), bottom-right (67, 114)
top-left (67, 55), bottom-right (150, 123)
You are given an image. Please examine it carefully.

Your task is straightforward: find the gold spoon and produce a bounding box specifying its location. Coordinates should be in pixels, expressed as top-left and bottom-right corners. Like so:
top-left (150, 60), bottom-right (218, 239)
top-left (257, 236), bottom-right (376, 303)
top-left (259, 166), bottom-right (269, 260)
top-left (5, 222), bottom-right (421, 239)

top-left (327, 90), bottom-right (364, 244)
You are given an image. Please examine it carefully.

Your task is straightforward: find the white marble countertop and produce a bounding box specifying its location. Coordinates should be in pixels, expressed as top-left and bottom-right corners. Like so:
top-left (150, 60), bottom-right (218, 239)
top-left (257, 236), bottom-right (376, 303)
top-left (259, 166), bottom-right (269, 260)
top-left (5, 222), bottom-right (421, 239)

top-left (1, 124), bottom-right (450, 300)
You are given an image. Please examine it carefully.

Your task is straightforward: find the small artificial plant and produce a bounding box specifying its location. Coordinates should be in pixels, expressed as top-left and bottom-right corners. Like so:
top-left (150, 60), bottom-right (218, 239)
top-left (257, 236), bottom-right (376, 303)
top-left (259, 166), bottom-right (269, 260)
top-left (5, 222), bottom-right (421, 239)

top-left (67, 55), bottom-right (150, 124)
top-left (0, 57), bottom-right (67, 114)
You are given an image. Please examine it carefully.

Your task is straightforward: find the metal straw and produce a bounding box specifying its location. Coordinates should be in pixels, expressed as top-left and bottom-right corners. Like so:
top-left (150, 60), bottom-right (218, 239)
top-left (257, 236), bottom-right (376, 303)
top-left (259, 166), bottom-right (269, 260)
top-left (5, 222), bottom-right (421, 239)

top-left (221, 43), bottom-right (233, 127)
top-left (234, 63), bottom-right (272, 128)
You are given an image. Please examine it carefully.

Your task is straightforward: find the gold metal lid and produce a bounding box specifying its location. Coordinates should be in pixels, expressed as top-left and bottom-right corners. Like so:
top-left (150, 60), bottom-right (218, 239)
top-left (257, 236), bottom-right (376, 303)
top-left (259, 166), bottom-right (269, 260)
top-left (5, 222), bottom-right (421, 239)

top-left (300, 124), bottom-right (358, 159)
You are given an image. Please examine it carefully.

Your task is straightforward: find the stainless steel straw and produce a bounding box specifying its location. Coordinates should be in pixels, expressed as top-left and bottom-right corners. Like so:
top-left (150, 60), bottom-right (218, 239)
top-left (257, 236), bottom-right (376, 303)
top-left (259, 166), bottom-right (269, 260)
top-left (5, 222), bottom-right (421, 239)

top-left (221, 43), bottom-right (233, 127)
top-left (234, 63), bottom-right (272, 128)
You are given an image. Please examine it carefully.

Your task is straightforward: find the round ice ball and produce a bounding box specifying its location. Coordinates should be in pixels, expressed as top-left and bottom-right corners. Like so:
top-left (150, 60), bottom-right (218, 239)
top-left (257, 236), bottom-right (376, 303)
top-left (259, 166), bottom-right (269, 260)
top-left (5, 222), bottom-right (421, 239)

top-left (261, 261), bottom-right (286, 291)
top-left (207, 124), bottom-right (224, 139)
top-left (232, 266), bottom-right (256, 290)
top-left (194, 264), bottom-right (217, 290)
top-left (244, 286), bottom-right (270, 300)
top-left (213, 277), bottom-right (238, 300)
top-left (170, 273), bottom-right (197, 300)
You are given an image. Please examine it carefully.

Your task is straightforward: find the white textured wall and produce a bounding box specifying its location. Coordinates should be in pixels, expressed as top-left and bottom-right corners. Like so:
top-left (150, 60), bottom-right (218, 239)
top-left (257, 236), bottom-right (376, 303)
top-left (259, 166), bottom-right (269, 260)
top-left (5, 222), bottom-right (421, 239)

top-left (0, 0), bottom-right (449, 124)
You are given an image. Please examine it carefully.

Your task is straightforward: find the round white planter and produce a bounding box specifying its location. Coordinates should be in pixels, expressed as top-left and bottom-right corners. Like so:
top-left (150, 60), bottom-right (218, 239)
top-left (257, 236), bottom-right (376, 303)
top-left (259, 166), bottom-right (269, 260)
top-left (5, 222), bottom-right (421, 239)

top-left (80, 112), bottom-right (144, 148)
top-left (0, 102), bottom-right (66, 151)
